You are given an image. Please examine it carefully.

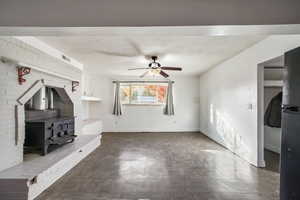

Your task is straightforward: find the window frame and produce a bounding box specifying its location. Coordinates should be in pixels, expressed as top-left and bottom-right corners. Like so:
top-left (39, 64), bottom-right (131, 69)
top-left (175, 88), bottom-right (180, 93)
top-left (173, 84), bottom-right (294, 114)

top-left (120, 83), bottom-right (167, 106)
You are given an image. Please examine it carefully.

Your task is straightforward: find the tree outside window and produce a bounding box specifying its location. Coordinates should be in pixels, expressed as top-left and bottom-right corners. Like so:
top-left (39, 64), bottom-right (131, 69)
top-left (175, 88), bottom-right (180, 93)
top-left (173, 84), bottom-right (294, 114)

top-left (120, 84), bottom-right (167, 105)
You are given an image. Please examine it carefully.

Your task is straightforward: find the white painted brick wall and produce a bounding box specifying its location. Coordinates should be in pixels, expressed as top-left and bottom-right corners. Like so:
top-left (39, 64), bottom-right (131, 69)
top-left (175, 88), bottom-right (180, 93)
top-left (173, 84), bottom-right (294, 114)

top-left (0, 37), bottom-right (83, 172)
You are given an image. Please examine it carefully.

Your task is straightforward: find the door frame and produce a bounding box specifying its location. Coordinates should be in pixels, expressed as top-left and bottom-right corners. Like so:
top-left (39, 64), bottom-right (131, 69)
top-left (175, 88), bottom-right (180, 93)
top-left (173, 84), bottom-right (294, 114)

top-left (257, 55), bottom-right (284, 167)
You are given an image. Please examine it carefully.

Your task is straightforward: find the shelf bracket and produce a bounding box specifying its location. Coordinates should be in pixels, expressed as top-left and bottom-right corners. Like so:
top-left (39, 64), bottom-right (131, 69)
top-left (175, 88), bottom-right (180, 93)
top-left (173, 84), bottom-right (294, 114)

top-left (72, 81), bottom-right (80, 92)
top-left (17, 66), bottom-right (31, 85)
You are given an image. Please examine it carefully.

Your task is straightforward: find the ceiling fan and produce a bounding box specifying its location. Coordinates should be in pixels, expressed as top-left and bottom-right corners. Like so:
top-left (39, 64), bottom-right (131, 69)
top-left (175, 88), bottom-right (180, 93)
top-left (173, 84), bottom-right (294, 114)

top-left (128, 56), bottom-right (182, 78)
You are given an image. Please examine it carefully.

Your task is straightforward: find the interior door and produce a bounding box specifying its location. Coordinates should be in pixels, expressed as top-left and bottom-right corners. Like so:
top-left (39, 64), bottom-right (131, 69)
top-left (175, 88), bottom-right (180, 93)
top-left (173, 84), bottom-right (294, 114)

top-left (280, 47), bottom-right (300, 200)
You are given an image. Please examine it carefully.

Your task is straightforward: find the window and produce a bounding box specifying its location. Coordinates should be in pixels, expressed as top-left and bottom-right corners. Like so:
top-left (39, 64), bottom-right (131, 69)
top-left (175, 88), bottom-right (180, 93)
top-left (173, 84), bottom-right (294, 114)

top-left (120, 83), bottom-right (167, 105)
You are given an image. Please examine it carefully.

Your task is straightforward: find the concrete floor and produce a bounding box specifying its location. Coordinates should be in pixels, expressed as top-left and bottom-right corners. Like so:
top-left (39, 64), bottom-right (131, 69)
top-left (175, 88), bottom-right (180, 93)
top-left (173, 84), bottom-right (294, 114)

top-left (37, 132), bottom-right (280, 200)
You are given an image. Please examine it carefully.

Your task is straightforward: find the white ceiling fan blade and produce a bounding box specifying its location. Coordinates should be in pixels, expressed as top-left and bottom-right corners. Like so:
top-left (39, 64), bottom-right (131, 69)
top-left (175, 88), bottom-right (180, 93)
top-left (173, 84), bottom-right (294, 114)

top-left (128, 40), bottom-right (144, 56)
top-left (73, 48), bottom-right (139, 58)
top-left (128, 68), bottom-right (149, 70)
top-left (94, 50), bottom-right (138, 57)
top-left (140, 71), bottom-right (150, 78)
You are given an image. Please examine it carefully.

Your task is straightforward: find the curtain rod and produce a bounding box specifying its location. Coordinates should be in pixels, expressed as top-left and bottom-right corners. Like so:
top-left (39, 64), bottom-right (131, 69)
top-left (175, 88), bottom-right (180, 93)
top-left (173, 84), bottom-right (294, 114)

top-left (112, 80), bottom-right (174, 84)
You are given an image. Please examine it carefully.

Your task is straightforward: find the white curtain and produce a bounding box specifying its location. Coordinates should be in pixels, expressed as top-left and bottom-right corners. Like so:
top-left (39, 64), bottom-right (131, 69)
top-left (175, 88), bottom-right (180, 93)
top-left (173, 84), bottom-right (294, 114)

top-left (112, 82), bottom-right (122, 116)
top-left (164, 81), bottom-right (174, 115)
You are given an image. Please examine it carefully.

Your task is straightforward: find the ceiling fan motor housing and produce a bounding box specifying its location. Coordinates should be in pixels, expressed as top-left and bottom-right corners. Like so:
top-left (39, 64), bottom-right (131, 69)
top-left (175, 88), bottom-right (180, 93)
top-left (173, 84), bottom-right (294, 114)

top-left (149, 56), bottom-right (161, 68)
top-left (128, 55), bottom-right (182, 78)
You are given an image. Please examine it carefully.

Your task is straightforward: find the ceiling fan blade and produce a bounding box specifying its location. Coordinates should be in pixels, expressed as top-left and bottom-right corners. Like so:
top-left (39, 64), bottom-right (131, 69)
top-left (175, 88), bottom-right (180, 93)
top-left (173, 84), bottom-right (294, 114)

top-left (140, 71), bottom-right (150, 78)
top-left (128, 40), bottom-right (144, 55)
top-left (128, 68), bottom-right (149, 71)
top-left (161, 66), bottom-right (182, 71)
top-left (160, 70), bottom-right (169, 78)
top-left (95, 50), bottom-right (138, 57)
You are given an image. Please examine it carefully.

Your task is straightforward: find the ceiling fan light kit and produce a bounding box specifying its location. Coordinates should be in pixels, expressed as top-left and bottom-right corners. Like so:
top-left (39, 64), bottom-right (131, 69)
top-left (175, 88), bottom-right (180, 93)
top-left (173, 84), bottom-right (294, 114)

top-left (129, 56), bottom-right (182, 78)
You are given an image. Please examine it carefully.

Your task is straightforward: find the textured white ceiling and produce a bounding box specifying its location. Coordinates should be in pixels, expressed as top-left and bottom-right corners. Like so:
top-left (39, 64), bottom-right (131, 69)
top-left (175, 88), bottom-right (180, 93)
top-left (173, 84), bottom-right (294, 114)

top-left (38, 36), bottom-right (265, 76)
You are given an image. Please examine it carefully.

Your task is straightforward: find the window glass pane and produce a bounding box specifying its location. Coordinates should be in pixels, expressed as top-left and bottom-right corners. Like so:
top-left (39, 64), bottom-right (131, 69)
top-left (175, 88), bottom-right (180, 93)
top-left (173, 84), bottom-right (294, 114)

top-left (120, 85), bottom-right (130, 104)
top-left (120, 83), bottom-right (167, 105)
top-left (131, 85), bottom-right (157, 104)
top-left (158, 85), bottom-right (167, 103)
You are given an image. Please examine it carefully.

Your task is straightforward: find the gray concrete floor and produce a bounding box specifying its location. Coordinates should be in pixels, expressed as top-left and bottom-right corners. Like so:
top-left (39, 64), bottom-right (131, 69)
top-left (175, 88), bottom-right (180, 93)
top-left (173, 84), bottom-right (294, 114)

top-left (37, 132), bottom-right (280, 200)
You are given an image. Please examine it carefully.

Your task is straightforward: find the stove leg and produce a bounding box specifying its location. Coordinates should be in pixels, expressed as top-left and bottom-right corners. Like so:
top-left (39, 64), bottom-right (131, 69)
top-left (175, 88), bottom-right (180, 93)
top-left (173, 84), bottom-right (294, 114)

top-left (42, 145), bottom-right (48, 156)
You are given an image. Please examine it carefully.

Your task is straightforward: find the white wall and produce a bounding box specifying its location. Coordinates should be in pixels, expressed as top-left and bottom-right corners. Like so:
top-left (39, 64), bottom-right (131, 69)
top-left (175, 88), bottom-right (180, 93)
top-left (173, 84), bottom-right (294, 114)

top-left (83, 74), bottom-right (200, 132)
top-left (199, 35), bottom-right (300, 166)
top-left (0, 37), bottom-right (82, 171)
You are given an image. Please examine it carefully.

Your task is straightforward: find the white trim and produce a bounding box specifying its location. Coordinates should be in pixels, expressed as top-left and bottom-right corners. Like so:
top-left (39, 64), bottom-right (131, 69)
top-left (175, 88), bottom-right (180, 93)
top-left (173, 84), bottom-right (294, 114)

top-left (14, 37), bottom-right (83, 71)
top-left (17, 80), bottom-right (44, 105)
top-left (0, 25), bottom-right (300, 36)
top-left (257, 55), bottom-right (284, 168)
top-left (257, 64), bottom-right (266, 167)
top-left (258, 160), bottom-right (266, 168)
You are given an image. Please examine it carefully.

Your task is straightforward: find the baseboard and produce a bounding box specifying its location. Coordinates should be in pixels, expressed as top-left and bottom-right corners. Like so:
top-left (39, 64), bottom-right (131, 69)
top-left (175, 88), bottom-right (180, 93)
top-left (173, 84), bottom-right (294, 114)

top-left (199, 130), bottom-right (259, 167)
top-left (258, 159), bottom-right (266, 168)
top-left (103, 128), bottom-right (201, 133)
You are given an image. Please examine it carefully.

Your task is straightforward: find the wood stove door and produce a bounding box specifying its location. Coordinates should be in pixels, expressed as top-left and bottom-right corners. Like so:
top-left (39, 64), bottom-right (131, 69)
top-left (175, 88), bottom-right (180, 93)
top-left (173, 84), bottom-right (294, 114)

top-left (64, 119), bottom-right (75, 135)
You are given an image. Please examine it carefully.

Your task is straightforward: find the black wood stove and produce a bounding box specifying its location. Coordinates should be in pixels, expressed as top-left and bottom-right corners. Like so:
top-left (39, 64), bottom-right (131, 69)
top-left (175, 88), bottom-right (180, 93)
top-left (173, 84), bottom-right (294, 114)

top-left (25, 116), bottom-right (76, 155)
top-left (24, 86), bottom-right (76, 155)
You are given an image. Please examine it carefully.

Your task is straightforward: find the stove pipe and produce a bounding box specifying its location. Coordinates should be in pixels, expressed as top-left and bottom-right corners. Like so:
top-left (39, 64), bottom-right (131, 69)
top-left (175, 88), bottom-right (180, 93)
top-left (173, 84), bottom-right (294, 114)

top-left (47, 88), bottom-right (54, 109)
top-left (32, 87), bottom-right (54, 110)
top-left (32, 87), bottom-right (47, 110)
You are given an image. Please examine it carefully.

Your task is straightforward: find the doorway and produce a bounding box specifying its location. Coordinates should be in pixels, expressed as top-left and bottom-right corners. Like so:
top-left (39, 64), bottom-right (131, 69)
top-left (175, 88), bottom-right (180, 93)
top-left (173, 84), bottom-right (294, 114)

top-left (263, 66), bottom-right (283, 172)
top-left (258, 56), bottom-right (284, 172)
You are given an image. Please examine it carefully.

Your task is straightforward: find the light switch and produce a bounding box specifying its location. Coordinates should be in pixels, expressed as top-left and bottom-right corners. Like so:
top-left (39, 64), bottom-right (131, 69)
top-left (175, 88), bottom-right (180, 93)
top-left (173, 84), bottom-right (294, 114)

top-left (248, 103), bottom-right (253, 110)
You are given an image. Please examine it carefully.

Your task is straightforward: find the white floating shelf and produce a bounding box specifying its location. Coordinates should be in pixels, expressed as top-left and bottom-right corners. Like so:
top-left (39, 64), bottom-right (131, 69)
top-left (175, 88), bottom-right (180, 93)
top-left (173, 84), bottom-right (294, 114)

top-left (81, 96), bottom-right (102, 102)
